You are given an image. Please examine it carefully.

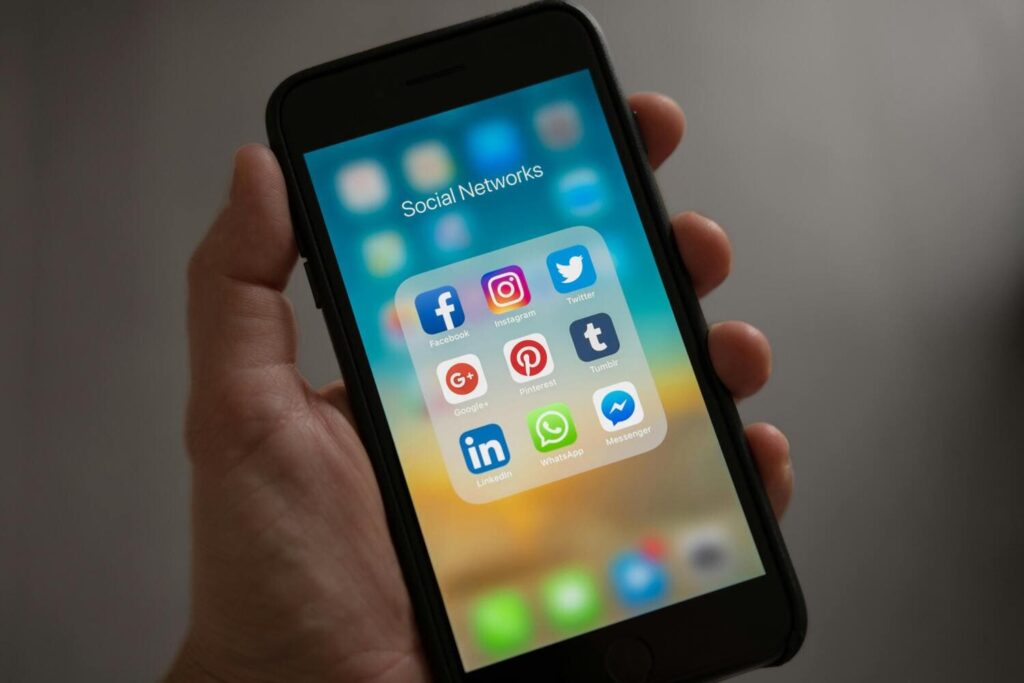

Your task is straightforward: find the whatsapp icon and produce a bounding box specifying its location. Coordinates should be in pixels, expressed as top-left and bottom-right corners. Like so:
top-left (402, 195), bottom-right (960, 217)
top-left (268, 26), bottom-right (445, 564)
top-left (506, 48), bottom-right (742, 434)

top-left (527, 402), bottom-right (578, 453)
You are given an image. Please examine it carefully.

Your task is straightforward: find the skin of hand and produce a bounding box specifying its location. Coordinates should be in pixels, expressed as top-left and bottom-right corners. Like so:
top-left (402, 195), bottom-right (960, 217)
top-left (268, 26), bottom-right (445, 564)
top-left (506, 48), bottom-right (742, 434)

top-left (165, 93), bottom-right (793, 683)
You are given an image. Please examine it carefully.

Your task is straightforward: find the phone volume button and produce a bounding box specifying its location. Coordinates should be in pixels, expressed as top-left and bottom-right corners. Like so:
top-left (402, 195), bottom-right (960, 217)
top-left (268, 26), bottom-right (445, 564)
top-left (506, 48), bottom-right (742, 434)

top-left (302, 260), bottom-right (323, 309)
top-left (631, 110), bottom-right (649, 157)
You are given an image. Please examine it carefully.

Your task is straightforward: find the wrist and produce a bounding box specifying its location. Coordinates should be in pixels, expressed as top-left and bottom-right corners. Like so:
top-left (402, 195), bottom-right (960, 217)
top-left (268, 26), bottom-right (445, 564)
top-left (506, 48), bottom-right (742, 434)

top-left (163, 633), bottom-right (432, 683)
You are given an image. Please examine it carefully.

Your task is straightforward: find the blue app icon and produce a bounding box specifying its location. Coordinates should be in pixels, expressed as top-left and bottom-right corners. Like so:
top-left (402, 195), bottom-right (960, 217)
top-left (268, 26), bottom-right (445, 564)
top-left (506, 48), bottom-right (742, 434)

top-left (593, 381), bottom-right (644, 432)
top-left (569, 313), bottom-right (619, 361)
top-left (460, 424), bottom-right (511, 474)
top-left (602, 390), bottom-right (635, 423)
top-left (557, 168), bottom-right (605, 217)
top-left (415, 285), bottom-right (465, 335)
top-left (467, 120), bottom-right (522, 173)
top-left (546, 244), bottom-right (597, 293)
top-left (609, 551), bottom-right (668, 607)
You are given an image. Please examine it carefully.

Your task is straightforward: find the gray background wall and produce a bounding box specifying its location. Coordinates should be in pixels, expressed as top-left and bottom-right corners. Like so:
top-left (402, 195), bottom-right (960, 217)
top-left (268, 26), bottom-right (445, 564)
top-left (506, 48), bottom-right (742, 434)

top-left (4, 1), bottom-right (1023, 680)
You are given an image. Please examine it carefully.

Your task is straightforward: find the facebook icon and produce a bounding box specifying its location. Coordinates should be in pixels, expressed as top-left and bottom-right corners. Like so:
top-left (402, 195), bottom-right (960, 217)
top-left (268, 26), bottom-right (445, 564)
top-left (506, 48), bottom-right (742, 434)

top-left (570, 312), bottom-right (620, 361)
top-left (459, 424), bottom-right (510, 474)
top-left (414, 285), bottom-right (465, 334)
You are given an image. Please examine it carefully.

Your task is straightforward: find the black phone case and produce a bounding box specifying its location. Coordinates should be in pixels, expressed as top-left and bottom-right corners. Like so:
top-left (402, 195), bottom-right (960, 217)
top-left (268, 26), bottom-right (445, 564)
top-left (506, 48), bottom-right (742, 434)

top-left (266, 2), bottom-right (806, 680)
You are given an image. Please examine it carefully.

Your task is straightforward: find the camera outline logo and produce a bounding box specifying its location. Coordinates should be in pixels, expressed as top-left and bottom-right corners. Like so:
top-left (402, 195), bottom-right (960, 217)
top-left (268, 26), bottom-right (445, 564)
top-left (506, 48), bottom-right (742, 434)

top-left (435, 353), bottom-right (488, 405)
top-left (481, 265), bottom-right (531, 314)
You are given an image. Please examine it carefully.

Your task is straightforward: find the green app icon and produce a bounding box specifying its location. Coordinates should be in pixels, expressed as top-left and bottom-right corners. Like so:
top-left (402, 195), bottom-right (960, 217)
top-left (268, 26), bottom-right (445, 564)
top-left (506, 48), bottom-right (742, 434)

top-left (541, 567), bottom-right (603, 633)
top-left (527, 402), bottom-right (578, 452)
top-left (470, 588), bottom-right (533, 657)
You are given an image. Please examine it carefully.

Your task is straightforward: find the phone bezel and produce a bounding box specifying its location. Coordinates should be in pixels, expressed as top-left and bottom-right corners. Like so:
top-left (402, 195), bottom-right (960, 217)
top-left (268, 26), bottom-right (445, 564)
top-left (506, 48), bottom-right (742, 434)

top-left (267, 3), bottom-right (805, 680)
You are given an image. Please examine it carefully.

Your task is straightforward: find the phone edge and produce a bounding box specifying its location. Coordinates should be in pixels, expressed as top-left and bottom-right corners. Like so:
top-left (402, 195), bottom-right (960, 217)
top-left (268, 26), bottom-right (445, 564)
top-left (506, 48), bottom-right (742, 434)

top-left (264, 1), bottom-right (807, 678)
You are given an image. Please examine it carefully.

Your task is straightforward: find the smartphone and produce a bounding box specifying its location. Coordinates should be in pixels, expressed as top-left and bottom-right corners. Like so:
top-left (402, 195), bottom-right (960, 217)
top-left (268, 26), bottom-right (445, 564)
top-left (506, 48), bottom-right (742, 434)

top-left (266, 3), bottom-right (804, 680)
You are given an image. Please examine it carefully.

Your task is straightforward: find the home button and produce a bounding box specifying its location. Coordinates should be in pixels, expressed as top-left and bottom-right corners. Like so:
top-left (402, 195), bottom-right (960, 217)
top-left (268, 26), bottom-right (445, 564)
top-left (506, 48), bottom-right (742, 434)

top-left (605, 637), bottom-right (653, 683)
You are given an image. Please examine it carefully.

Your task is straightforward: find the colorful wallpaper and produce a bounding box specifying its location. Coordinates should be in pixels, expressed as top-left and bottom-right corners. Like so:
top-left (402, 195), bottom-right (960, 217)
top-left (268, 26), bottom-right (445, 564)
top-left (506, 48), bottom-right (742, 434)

top-left (304, 70), bottom-right (763, 671)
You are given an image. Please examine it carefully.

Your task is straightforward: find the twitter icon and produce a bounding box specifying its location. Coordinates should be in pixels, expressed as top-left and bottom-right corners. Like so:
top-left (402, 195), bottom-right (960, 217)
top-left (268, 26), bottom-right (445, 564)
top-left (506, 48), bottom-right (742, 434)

top-left (546, 244), bottom-right (597, 293)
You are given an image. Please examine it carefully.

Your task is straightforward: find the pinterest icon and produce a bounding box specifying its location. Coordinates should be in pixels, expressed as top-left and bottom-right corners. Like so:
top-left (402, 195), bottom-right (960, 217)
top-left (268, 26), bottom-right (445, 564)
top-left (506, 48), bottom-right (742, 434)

top-left (503, 333), bottom-right (555, 383)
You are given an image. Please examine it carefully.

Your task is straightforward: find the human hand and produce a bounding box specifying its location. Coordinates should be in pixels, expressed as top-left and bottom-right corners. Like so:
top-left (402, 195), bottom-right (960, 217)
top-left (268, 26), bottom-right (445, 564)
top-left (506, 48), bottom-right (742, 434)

top-left (165, 93), bottom-right (793, 683)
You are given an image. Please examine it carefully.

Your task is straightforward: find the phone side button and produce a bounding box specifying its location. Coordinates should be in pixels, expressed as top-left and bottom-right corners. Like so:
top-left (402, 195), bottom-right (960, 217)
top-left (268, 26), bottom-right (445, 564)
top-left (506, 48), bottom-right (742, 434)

top-left (604, 637), bottom-right (653, 683)
top-left (302, 260), bottom-right (323, 309)
top-left (631, 110), bottom-right (649, 158)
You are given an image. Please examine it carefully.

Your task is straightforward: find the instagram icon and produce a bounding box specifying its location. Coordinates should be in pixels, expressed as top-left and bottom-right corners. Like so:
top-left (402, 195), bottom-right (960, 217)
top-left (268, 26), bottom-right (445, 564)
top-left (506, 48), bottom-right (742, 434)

top-left (481, 265), bottom-right (531, 314)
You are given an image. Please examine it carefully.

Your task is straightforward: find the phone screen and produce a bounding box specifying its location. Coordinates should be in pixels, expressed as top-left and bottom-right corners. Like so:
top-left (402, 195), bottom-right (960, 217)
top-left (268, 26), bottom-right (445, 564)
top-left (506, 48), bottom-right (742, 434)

top-left (303, 69), bottom-right (764, 670)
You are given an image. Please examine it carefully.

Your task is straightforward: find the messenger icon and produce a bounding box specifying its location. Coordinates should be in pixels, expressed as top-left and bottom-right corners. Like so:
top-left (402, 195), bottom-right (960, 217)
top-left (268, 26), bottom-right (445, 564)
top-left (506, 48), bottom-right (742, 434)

top-left (593, 381), bottom-right (645, 432)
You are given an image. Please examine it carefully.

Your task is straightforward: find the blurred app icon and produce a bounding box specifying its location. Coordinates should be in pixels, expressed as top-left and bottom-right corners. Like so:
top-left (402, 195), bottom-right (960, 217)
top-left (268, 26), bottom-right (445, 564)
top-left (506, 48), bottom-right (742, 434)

top-left (593, 381), bottom-right (644, 432)
top-left (459, 423), bottom-right (510, 474)
top-left (546, 243), bottom-right (596, 293)
top-left (336, 159), bottom-right (389, 213)
top-left (482, 264), bottom-right (531, 313)
top-left (503, 333), bottom-right (554, 383)
top-left (378, 302), bottom-right (405, 349)
top-left (414, 285), bottom-right (464, 334)
top-left (680, 525), bottom-right (735, 580)
top-left (436, 353), bottom-right (488, 404)
top-left (610, 550), bottom-right (668, 608)
top-left (534, 101), bottom-right (582, 150)
top-left (557, 168), bottom-right (605, 217)
top-left (361, 230), bottom-right (406, 277)
top-left (467, 119), bottom-right (522, 173)
top-left (402, 140), bottom-right (455, 192)
top-left (541, 567), bottom-right (602, 632)
top-left (527, 402), bottom-right (577, 452)
top-left (434, 213), bottom-right (471, 252)
top-left (638, 535), bottom-right (667, 561)
top-left (570, 313), bottom-right (620, 362)
top-left (470, 588), bottom-right (533, 657)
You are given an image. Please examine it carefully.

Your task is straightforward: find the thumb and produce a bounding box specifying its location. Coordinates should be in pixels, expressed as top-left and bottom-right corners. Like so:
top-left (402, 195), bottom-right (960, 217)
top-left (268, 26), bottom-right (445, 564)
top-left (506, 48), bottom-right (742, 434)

top-left (187, 144), bottom-right (299, 391)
